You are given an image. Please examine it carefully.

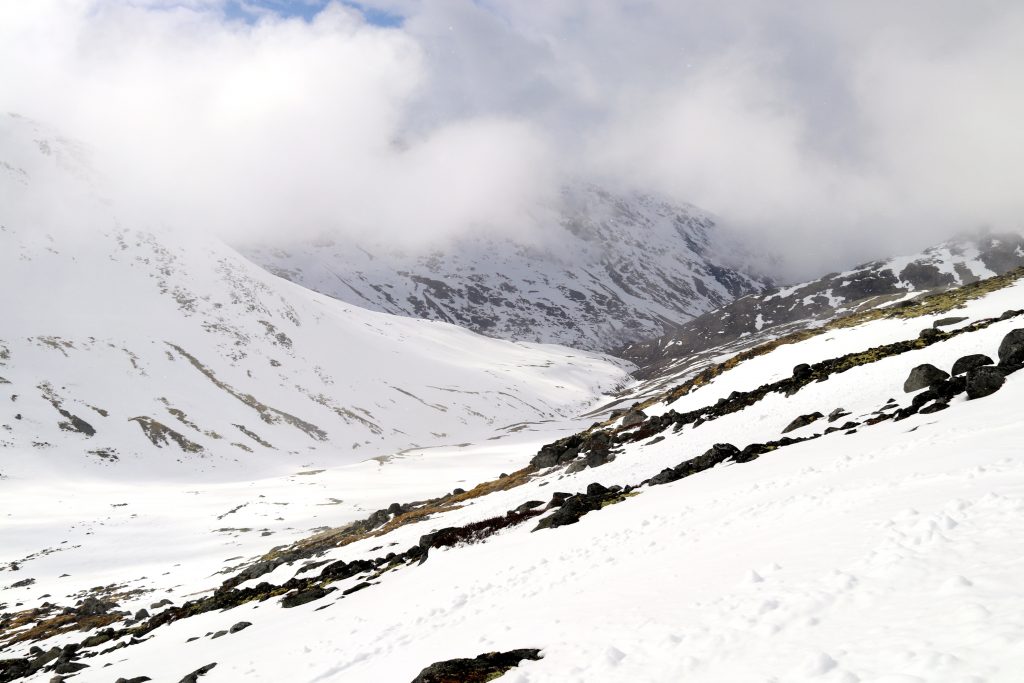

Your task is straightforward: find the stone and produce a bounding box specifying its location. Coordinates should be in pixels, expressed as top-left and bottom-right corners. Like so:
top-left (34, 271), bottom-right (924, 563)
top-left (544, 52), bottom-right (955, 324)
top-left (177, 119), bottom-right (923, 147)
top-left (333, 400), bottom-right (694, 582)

top-left (134, 608), bottom-right (150, 620)
top-left (951, 354), bottom-right (993, 375)
top-left (411, 649), bottom-right (543, 683)
top-left (792, 363), bottom-right (812, 380)
top-left (177, 663), bottom-right (217, 683)
top-left (903, 364), bottom-right (949, 393)
top-left (782, 412), bottom-right (823, 434)
top-left (998, 328), bottom-right (1024, 367)
top-left (933, 316), bottom-right (968, 328)
top-left (620, 409), bottom-right (647, 428)
top-left (827, 407), bottom-right (850, 422)
top-left (280, 586), bottom-right (331, 608)
top-left (965, 366), bottom-right (1006, 399)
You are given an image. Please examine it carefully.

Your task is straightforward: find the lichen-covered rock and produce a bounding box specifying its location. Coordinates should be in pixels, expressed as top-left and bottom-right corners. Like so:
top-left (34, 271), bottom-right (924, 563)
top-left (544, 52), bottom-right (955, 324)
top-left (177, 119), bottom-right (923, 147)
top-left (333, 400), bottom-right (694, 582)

top-left (620, 409), bottom-right (647, 428)
top-left (903, 364), bottom-right (950, 393)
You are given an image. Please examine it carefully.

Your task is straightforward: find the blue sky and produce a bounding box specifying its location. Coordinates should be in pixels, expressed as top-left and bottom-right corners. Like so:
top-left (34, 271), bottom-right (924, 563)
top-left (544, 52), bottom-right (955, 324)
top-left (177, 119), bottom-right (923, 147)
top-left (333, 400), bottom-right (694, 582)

top-left (224, 0), bottom-right (403, 26)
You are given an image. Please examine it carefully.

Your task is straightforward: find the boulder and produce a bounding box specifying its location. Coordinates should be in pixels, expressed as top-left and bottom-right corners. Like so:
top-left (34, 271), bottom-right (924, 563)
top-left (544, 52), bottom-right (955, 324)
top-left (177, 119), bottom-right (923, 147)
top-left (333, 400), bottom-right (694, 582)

top-left (620, 410), bottom-right (647, 428)
top-left (280, 586), bottom-right (331, 608)
top-left (903, 364), bottom-right (949, 393)
top-left (792, 363), bottom-right (812, 380)
top-left (229, 621), bottom-right (252, 634)
top-left (933, 316), bottom-right (968, 328)
top-left (178, 663), bottom-right (217, 683)
top-left (998, 328), bottom-right (1024, 367)
top-left (782, 412), bottom-right (823, 434)
top-left (951, 354), bottom-right (993, 375)
top-left (966, 367), bottom-right (1006, 399)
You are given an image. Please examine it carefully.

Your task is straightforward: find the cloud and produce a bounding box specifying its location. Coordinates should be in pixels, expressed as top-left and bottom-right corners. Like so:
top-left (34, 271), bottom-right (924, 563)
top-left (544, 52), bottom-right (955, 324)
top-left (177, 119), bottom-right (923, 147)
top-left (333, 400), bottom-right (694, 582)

top-left (2, 0), bottom-right (1023, 278)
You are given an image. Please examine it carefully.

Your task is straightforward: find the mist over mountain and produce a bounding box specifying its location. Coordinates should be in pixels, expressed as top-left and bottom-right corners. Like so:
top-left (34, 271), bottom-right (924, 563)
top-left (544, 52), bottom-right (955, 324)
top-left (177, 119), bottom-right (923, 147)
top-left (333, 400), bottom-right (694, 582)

top-left (2, 1), bottom-right (1023, 278)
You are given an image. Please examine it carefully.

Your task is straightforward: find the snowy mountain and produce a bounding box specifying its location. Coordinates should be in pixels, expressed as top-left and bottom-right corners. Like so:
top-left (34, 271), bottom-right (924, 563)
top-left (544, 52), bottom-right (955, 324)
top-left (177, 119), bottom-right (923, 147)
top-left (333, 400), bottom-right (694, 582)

top-left (620, 233), bottom-right (1024, 382)
top-left (0, 114), bottom-right (632, 480)
top-left (241, 186), bottom-right (771, 352)
top-left (3, 230), bottom-right (1023, 680)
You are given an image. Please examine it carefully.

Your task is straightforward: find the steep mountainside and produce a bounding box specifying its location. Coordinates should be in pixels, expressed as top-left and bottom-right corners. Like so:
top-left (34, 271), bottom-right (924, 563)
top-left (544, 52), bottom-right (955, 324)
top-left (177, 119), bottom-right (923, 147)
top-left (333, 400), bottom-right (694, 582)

top-left (0, 115), bottom-right (631, 480)
top-left (620, 234), bottom-right (1024, 381)
top-left (3, 248), bottom-right (1023, 681)
top-left (241, 187), bottom-right (770, 352)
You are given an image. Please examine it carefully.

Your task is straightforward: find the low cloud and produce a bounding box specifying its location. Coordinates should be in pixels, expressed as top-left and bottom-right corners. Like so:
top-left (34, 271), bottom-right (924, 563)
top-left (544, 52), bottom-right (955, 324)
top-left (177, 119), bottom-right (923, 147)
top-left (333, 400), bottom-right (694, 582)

top-left (2, 1), bottom-right (1023, 279)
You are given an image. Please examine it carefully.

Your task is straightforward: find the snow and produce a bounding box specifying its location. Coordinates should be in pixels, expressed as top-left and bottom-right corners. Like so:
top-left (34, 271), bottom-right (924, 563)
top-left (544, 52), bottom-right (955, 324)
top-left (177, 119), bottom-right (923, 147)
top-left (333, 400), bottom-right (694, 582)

top-left (0, 115), bottom-right (632, 480)
top-left (5, 243), bottom-right (1024, 681)
top-left (4, 114), bottom-right (1024, 682)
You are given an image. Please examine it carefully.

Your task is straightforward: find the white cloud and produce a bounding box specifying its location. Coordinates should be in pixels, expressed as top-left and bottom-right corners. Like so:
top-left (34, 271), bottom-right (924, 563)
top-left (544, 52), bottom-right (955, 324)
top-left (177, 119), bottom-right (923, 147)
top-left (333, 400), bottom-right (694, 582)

top-left (2, 0), bottom-right (1023, 278)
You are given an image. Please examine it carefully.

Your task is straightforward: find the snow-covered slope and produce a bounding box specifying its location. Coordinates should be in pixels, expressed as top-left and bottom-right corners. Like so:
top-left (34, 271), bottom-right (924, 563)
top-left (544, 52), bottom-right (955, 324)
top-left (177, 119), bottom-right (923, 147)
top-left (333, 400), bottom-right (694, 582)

top-left (0, 114), bottom-right (631, 480)
top-left (3, 242), bottom-right (1023, 680)
top-left (241, 186), bottom-right (770, 352)
top-left (621, 233), bottom-right (1024, 379)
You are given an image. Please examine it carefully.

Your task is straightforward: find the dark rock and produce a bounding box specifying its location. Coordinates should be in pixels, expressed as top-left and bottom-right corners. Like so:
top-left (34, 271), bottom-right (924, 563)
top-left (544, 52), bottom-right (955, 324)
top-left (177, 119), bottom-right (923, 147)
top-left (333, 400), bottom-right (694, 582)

top-left (280, 586), bottom-right (331, 608)
top-left (998, 328), bottom-right (1024, 366)
top-left (81, 630), bottom-right (114, 648)
top-left (229, 621), bottom-right (251, 634)
top-left (411, 649), bottom-right (543, 683)
top-left (585, 483), bottom-right (609, 496)
top-left (647, 468), bottom-right (681, 486)
top-left (178, 663), bottom-right (216, 683)
top-left (827, 408), bottom-right (850, 422)
top-left (77, 596), bottom-right (115, 616)
top-left (342, 582), bottom-right (372, 596)
top-left (150, 599), bottom-right (174, 609)
top-left (919, 328), bottom-right (941, 342)
top-left (782, 412), bottom-right (823, 434)
top-left (535, 494), bottom-right (603, 530)
top-left (418, 528), bottom-right (458, 550)
top-left (932, 375), bottom-right (967, 402)
top-left (951, 354), bottom-right (993, 375)
top-left (134, 608), bottom-right (149, 620)
top-left (547, 492), bottom-right (572, 508)
top-left (52, 661), bottom-right (88, 674)
top-left (792, 363), bottom-right (812, 380)
top-left (210, 631), bottom-right (227, 639)
top-left (387, 503), bottom-right (403, 515)
top-left (966, 366), bottom-right (1006, 399)
top-left (903, 364), bottom-right (949, 393)
top-left (911, 389), bottom-right (939, 410)
top-left (114, 677), bottom-right (152, 683)
top-left (451, 488), bottom-right (465, 495)
top-left (585, 449), bottom-right (614, 468)
top-left (0, 658), bottom-right (32, 681)
top-left (933, 316), bottom-right (968, 328)
top-left (514, 501), bottom-right (543, 513)
top-left (620, 409), bottom-right (647, 428)
top-left (919, 402), bottom-right (949, 414)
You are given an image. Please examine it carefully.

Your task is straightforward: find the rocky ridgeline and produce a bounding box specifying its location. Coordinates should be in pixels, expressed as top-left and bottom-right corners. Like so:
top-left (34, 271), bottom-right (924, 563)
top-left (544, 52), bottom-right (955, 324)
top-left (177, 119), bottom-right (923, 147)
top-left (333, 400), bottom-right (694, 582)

top-left (620, 234), bottom-right (1024, 378)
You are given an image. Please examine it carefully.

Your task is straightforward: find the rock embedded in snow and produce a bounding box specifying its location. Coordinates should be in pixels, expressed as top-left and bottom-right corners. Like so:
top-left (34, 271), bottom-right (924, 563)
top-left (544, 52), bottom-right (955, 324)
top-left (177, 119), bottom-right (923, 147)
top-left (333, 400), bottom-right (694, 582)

top-left (782, 411), bottom-right (824, 434)
top-left (620, 409), bottom-right (647, 428)
top-left (903, 364), bottom-right (950, 393)
top-left (951, 353), bottom-right (994, 375)
top-left (410, 648), bottom-right (542, 683)
top-left (998, 328), bottom-right (1024, 366)
top-left (965, 366), bottom-right (1006, 400)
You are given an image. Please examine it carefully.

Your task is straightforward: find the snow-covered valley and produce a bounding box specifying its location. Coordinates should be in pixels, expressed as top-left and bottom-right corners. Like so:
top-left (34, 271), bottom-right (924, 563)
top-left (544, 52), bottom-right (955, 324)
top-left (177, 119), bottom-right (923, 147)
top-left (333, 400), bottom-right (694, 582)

top-left (4, 131), bottom-right (1024, 681)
